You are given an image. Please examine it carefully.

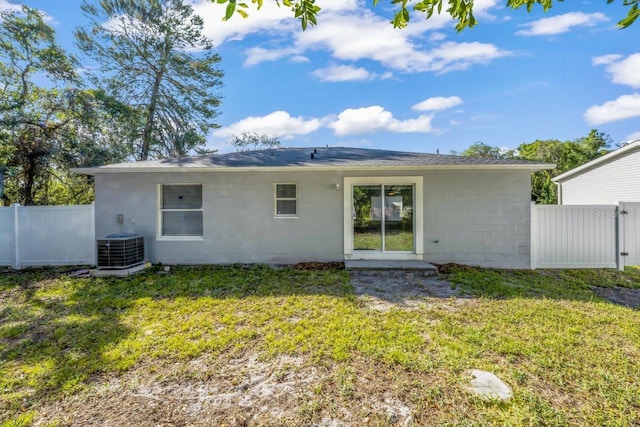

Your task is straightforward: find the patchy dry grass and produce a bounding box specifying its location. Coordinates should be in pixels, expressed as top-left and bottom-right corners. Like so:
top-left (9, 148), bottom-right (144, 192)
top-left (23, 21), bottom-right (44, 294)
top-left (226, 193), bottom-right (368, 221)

top-left (1, 265), bottom-right (639, 426)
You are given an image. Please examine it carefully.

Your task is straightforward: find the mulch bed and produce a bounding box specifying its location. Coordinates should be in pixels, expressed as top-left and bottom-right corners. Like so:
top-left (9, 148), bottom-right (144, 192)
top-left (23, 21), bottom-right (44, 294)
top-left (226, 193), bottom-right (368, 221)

top-left (293, 262), bottom-right (345, 271)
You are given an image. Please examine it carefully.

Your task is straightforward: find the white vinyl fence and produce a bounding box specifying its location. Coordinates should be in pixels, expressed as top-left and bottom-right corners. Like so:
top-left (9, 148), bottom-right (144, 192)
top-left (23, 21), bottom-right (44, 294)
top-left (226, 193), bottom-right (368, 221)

top-left (531, 203), bottom-right (640, 270)
top-left (619, 202), bottom-right (640, 268)
top-left (0, 204), bottom-right (95, 268)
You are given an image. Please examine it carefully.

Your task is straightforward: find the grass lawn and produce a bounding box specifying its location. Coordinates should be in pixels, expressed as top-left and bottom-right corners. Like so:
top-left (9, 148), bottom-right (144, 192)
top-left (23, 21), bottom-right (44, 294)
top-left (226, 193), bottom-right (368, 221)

top-left (1, 265), bottom-right (639, 426)
top-left (354, 231), bottom-right (414, 251)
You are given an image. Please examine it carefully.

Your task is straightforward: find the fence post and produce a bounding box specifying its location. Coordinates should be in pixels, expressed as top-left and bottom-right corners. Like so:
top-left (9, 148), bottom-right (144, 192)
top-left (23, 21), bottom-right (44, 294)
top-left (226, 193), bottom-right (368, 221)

top-left (617, 201), bottom-right (625, 271)
top-left (530, 202), bottom-right (538, 270)
top-left (90, 202), bottom-right (96, 266)
top-left (12, 203), bottom-right (20, 270)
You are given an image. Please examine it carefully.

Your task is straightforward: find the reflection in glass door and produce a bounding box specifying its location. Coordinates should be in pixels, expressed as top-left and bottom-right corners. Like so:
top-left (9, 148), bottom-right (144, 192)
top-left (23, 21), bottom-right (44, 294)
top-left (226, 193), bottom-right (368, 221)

top-left (352, 184), bottom-right (414, 252)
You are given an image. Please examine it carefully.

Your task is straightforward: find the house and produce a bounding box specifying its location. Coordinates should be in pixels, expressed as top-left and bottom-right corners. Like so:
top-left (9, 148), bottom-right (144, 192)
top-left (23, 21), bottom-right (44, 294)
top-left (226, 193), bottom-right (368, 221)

top-left (553, 140), bottom-right (640, 205)
top-left (73, 147), bottom-right (552, 269)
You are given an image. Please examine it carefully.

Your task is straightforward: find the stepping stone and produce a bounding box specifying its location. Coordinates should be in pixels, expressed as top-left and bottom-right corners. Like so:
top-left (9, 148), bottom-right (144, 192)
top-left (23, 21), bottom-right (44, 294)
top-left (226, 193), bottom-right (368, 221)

top-left (467, 369), bottom-right (513, 401)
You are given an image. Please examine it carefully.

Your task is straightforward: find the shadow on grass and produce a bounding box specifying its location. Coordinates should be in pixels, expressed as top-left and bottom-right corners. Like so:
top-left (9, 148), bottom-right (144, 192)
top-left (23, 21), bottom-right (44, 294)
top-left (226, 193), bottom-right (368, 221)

top-left (0, 265), bottom-right (352, 419)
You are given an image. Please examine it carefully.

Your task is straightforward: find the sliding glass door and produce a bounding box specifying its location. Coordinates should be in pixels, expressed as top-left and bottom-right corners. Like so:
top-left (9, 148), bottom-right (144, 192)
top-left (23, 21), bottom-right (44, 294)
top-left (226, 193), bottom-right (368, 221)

top-left (352, 184), bottom-right (414, 253)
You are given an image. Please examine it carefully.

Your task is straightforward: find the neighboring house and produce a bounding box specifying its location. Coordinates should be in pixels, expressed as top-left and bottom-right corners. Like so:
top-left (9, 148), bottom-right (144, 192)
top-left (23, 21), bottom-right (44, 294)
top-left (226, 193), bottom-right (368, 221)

top-left (553, 140), bottom-right (640, 205)
top-left (74, 147), bottom-right (552, 268)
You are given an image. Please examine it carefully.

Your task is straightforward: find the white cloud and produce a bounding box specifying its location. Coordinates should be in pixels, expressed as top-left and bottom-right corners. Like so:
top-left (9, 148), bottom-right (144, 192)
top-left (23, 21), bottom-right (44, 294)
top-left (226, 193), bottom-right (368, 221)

top-left (290, 55), bottom-right (310, 63)
top-left (428, 32), bottom-right (447, 42)
top-left (592, 54), bottom-right (623, 66)
top-left (328, 106), bottom-right (434, 135)
top-left (0, 0), bottom-right (21, 13)
top-left (244, 46), bottom-right (299, 67)
top-left (594, 53), bottom-right (640, 88)
top-left (312, 64), bottom-right (392, 82)
top-left (516, 12), bottom-right (609, 36)
top-left (0, 0), bottom-right (54, 22)
top-left (584, 93), bottom-right (640, 125)
top-left (211, 111), bottom-right (325, 139)
top-left (246, 14), bottom-right (510, 73)
top-left (192, 0), bottom-right (359, 46)
top-left (625, 131), bottom-right (640, 143)
top-left (412, 96), bottom-right (463, 111)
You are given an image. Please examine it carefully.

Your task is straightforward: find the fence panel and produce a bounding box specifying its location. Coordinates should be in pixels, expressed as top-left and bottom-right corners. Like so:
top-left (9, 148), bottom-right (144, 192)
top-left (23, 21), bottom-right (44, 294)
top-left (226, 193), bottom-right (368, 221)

top-left (0, 204), bottom-right (95, 268)
top-left (532, 204), bottom-right (618, 269)
top-left (0, 207), bottom-right (14, 265)
top-left (622, 202), bottom-right (640, 266)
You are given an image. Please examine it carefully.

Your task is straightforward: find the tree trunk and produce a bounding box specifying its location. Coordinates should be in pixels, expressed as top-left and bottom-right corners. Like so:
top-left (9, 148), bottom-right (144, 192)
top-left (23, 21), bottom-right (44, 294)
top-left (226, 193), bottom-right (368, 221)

top-left (140, 38), bottom-right (170, 161)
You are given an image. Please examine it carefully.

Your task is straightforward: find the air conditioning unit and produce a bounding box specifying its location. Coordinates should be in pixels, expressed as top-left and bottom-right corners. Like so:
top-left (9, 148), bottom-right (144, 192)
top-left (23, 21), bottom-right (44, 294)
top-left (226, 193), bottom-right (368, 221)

top-left (97, 233), bottom-right (144, 269)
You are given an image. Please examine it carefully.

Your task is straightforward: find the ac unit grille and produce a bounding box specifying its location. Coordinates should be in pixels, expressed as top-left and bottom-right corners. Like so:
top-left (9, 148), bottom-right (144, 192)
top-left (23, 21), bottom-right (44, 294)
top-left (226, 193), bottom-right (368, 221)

top-left (97, 234), bottom-right (144, 269)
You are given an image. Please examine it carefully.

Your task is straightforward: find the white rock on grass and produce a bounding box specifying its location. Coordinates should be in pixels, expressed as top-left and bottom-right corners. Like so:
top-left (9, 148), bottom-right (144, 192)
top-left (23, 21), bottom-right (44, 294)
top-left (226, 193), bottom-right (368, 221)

top-left (467, 369), bottom-right (513, 401)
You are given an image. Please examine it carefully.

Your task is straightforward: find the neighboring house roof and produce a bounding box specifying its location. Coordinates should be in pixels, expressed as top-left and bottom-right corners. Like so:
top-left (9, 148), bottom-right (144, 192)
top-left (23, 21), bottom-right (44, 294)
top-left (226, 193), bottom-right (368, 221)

top-left (553, 140), bottom-right (640, 183)
top-left (73, 147), bottom-right (554, 175)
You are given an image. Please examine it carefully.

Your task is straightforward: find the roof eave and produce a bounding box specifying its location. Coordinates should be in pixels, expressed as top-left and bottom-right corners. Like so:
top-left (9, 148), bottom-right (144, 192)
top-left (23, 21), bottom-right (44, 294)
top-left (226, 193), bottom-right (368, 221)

top-left (72, 163), bottom-right (555, 175)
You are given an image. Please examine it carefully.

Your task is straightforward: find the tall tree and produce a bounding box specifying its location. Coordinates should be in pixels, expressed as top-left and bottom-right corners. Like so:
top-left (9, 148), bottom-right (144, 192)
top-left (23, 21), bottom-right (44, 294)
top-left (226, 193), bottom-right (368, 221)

top-left (0, 6), bottom-right (79, 205)
top-left (75, 0), bottom-right (224, 161)
top-left (216, 0), bottom-right (639, 32)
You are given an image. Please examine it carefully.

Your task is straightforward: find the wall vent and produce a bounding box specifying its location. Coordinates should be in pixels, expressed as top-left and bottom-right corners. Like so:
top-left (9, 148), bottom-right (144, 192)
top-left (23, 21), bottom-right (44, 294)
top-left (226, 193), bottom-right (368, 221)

top-left (97, 233), bottom-right (144, 268)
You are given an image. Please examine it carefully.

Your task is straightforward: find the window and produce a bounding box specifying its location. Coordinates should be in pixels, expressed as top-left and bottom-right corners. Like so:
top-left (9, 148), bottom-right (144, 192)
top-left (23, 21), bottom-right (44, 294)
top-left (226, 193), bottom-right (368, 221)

top-left (159, 184), bottom-right (203, 237)
top-left (275, 183), bottom-right (297, 217)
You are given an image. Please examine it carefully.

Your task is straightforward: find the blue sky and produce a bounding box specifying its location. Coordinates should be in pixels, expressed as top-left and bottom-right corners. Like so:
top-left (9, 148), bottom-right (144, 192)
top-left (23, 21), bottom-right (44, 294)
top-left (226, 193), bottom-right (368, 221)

top-left (5, 0), bottom-right (640, 154)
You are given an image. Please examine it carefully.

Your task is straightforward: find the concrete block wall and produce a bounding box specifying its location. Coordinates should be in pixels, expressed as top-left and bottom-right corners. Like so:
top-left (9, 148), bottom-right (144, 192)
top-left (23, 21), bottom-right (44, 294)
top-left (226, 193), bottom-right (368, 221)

top-left (95, 168), bottom-right (533, 268)
top-left (422, 170), bottom-right (532, 268)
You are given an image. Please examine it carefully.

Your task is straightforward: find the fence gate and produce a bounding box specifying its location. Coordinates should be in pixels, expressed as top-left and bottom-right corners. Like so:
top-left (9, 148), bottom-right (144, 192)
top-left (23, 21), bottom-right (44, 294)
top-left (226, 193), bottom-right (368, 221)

top-left (620, 202), bottom-right (640, 267)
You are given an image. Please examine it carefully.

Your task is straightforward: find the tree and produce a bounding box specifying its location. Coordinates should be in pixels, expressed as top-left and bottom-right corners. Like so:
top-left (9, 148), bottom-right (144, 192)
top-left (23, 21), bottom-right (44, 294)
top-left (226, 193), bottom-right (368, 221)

top-left (454, 142), bottom-right (513, 159)
top-left (216, 0), bottom-right (639, 32)
top-left (0, 6), bottom-right (134, 205)
top-left (75, 0), bottom-right (224, 161)
top-left (0, 6), bottom-right (79, 205)
top-left (229, 132), bottom-right (281, 151)
top-left (516, 129), bottom-right (611, 204)
top-left (457, 130), bottom-right (611, 204)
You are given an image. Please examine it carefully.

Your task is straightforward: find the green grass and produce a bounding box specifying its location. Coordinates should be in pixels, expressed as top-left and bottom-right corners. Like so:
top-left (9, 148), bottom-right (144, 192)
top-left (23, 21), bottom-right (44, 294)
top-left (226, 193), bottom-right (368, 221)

top-left (1, 265), bottom-right (639, 425)
top-left (353, 231), bottom-right (414, 251)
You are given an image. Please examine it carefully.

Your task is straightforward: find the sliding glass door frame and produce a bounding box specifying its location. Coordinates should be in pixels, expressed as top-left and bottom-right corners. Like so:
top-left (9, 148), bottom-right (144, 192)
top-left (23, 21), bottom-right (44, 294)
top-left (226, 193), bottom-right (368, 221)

top-left (343, 176), bottom-right (424, 260)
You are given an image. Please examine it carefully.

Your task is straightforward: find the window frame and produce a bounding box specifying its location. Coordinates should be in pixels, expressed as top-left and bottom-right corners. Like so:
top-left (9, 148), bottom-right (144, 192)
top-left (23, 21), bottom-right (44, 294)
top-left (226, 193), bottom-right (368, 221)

top-left (157, 183), bottom-right (204, 241)
top-left (274, 182), bottom-right (298, 218)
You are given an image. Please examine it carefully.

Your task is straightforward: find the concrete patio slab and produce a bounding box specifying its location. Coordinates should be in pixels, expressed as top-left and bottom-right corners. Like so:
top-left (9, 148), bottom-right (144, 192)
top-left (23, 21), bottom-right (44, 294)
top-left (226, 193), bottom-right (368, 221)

top-left (90, 262), bottom-right (150, 277)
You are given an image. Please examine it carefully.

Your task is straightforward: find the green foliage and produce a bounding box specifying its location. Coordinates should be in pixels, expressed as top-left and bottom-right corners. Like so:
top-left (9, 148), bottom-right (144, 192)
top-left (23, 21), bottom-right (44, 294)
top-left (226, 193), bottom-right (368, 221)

top-left (458, 130), bottom-right (612, 204)
top-left (212, 0), bottom-right (639, 31)
top-left (517, 129), bottom-right (611, 204)
top-left (455, 141), bottom-right (514, 159)
top-left (76, 0), bottom-right (224, 161)
top-left (229, 132), bottom-right (281, 151)
top-left (0, 8), bottom-right (131, 206)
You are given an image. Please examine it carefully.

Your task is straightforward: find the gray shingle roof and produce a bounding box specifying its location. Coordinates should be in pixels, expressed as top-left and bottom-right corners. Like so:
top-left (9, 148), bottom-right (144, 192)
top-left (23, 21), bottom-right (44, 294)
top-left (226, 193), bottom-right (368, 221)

top-left (74, 147), bottom-right (553, 173)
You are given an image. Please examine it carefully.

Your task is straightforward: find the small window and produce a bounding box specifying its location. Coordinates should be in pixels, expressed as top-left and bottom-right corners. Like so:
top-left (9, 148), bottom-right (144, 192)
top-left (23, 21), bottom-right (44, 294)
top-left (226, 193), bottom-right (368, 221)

top-left (275, 183), bottom-right (297, 217)
top-left (159, 184), bottom-right (203, 237)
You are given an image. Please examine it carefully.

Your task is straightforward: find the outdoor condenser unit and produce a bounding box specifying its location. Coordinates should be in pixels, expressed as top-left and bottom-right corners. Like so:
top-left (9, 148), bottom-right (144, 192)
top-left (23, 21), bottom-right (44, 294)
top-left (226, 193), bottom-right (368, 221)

top-left (96, 233), bottom-right (144, 269)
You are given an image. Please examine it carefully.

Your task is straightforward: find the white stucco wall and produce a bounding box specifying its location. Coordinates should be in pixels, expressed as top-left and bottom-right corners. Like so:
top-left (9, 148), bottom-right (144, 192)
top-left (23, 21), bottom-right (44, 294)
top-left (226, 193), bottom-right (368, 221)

top-left (94, 168), bottom-right (533, 268)
top-left (560, 149), bottom-right (640, 205)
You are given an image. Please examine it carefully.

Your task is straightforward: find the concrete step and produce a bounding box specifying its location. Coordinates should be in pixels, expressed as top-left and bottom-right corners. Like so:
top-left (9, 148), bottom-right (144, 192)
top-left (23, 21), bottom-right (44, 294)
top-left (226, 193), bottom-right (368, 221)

top-left (344, 260), bottom-right (437, 271)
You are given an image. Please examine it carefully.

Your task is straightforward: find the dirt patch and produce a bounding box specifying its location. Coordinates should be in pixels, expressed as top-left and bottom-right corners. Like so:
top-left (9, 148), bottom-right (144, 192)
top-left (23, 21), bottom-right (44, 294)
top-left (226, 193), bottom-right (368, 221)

top-left (349, 270), bottom-right (468, 311)
top-left (592, 286), bottom-right (640, 309)
top-left (33, 354), bottom-right (430, 426)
